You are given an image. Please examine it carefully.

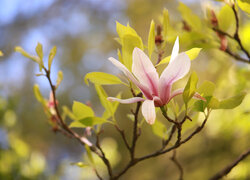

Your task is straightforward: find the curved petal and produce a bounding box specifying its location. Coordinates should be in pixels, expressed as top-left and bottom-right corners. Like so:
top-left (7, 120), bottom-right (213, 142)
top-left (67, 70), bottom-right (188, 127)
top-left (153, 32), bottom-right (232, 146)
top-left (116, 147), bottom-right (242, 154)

top-left (142, 100), bottom-right (156, 125)
top-left (108, 57), bottom-right (152, 99)
top-left (168, 88), bottom-right (206, 103)
top-left (159, 52), bottom-right (191, 103)
top-left (107, 97), bottom-right (145, 104)
top-left (169, 36), bottom-right (179, 64)
top-left (132, 48), bottom-right (159, 96)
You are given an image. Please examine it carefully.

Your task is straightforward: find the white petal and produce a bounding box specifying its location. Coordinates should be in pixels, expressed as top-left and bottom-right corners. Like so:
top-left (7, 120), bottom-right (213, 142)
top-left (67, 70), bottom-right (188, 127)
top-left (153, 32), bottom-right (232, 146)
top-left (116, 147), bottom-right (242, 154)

top-left (159, 53), bottom-right (191, 103)
top-left (132, 48), bottom-right (159, 96)
top-left (108, 57), bottom-right (152, 99)
top-left (107, 97), bottom-right (145, 104)
top-left (169, 36), bottom-right (179, 64)
top-left (142, 100), bottom-right (156, 125)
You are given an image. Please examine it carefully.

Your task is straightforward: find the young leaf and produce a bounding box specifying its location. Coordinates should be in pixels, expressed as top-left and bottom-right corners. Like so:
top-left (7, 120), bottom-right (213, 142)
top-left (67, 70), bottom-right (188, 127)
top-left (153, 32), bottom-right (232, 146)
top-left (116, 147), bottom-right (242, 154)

top-left (70, 117), bottom-right (106, 128)
top-left (162, 9), bottom-right (170, 39)
top-left (151, 120), bottom-right (167, 138)
top-left (237, 0), bottom-right (250, 14)
top-left (218, 5), bottom-right (236, 34)
top-left (157, 48), bottom-right (202, 66)
top-left (62, 106), bottom-right (77, 121)
top-left (178, 2), bottom-right (202, 31)
top-left (95, 85), bottom-right (113, 117)
top-left (217, 92), bottom-right (246, 109)
top-left (48, 46), bottom-right (57, 71)
top-left (56, 71), bottom-right (63, 87)
top-left (70, 162), bottom-right (89, 168)
top-left (72, 101), bottom-right (94, 120)
top-left (15, 46), bottom-right (40, 63)
top-left (35, 43), bottom-right (43, 61)
top-left (85, 145), bottom-right (94, 165)
top-left (84, 72), bottom-right (123, 86)
top-left (33, 84), bottom-right (46, 106)
top-left (183, 72), bottom-right (198, 105)
top-left (148, 20), bottom-right (155, 59)
top-left (116, 22), bottom-right (144, 70)
top-left (197, 81), bottom-right (215, 97)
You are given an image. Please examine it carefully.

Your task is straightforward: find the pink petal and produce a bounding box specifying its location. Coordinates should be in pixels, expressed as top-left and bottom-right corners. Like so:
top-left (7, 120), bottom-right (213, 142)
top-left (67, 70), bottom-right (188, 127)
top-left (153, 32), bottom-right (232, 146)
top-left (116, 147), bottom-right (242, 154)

top-left (142, 100), bottom-right (156, 125)
top-left (159, 52), bottom-right (191, 104)
top-left (169, 36), bottom-right (179, 64)
top-left (132, 48), bottom-right (159, 96)
top-left (168, 88), bottom-right (206, 103)
top-left (108, 57), bottom-right (152, 99)
top-left (107, 97), bottom-right (145, 104)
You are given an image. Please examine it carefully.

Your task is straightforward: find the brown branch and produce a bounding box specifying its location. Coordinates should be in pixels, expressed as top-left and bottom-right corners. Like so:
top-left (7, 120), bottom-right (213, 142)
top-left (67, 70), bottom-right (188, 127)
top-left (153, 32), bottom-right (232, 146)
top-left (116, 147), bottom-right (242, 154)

top-left (44, 69), bottom-right (114, 178)
top-left (209, 148), bottom-right (250, 180)
top-left (130, 100), bottom-right (142, 159)
top-left (212, 4), bottom-right (250, 63)
top-left (114, 125), bottom-right (130, 151)
top-left (93, 168), bottom-right (103, 180)
top-left (170, 150), bottom-right (184, 180)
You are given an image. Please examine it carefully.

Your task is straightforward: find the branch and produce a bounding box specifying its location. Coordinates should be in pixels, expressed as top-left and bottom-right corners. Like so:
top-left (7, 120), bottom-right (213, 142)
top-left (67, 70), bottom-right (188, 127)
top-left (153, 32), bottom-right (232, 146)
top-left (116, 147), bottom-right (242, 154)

top-left (170, 150), bottom-right (184, 180)
top-left (44, 69), bottom-right (114, 178)
top-left (209, 148), bottom-right (250, 180)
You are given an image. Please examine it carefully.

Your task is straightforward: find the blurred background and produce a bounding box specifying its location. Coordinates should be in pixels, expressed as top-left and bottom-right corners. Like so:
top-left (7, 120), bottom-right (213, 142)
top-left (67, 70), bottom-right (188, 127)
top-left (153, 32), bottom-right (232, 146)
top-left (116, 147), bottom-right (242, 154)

top-left (0, 0), bottom-right (250, 179)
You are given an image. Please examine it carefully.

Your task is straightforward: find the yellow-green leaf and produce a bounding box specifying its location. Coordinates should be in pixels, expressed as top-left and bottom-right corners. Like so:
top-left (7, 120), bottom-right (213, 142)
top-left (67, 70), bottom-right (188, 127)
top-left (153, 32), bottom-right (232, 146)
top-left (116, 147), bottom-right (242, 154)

top-left (72, 101), bottom-right (94, 120)
top-left (238, 0), bottom-right (250, 14)
top-left (70, 162), bottom-right (89, 168)
top-left (95, 85), bottom-right (113, 116)
top-left (148, 20), bottom-right (155, 59)
top-left (48, 46), bottom-right (57, 71)
top-left (178, 2), bottom-right (202, 31)
top-left (0, 51), bottom-right (3, 56)
top-left (197, 81), bottom-right (215, 97)
top-left (151, 120), bottom-right (167, 138)
top-left (15, 46), bottom-right (39, 63)
top-left (158, 48), bottom-right (202, 66)
top-left (218, 5), bottom-right (236, 34)
top-left (56, 71), bottom-right (63, 87)
top-left (183, 72), bottom-right (198, 105)
top-left (35, 43), bottom-right (43, 61)
top-left (33, 84), bottom-right (46, 106)
top-left (217, 92), bottom-right (246, 109)
top-left (84, 72), bottom-right (123, 86)
top-left (70, 117), bottom-right (106, 128)
top-left (162, 9), bottom-right (170, 39)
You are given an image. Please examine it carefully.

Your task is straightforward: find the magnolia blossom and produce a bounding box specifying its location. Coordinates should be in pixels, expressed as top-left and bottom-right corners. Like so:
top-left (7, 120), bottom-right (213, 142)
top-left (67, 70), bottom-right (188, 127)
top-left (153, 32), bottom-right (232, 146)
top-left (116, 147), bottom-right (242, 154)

top-left (107, 37), bottom-right (204, 124)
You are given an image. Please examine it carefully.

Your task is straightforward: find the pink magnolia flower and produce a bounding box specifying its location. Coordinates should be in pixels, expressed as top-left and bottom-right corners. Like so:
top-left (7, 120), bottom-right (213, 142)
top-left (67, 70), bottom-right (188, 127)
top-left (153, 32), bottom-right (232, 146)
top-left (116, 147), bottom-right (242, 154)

top-left (107, 37), bottom-right (205, 125)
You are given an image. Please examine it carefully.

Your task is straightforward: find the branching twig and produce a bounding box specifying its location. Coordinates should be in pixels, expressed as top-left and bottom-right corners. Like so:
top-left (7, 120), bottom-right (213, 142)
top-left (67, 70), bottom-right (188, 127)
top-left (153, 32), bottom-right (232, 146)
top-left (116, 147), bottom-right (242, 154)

top-left (209, 148), bottom-right (250, 180)
top-left (171, 150), bottom-right (184, 180)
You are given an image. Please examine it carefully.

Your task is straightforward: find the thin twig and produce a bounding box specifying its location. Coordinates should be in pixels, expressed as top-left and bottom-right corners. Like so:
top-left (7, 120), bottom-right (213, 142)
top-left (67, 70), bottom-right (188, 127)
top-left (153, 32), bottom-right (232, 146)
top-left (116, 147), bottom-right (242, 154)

top-left (209, 148), bottom-right (250, 180)
top-left (170, 150), bottom-right (184, 180)
top-left (94, 168), bottom-right (103, 180)
top-left (114, 125), bottom-right (130, 151)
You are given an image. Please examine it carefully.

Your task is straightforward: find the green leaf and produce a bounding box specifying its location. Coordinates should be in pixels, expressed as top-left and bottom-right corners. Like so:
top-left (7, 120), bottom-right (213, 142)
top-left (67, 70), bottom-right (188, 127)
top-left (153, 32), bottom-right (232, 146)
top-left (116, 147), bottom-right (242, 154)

top-left (85, 145), bottom-right (94, 165)
top-left (56, 71), bottom-right (63, 87)
top-left (102, 93), bottom-right (121, 119)
top-left (15, 46), bottom-right (40, 63)
top-left (217, 92), bottom-right (246, 109)
top-left (70, 117), bottom-right (106, 128)
top-left (48, 46), bottom-right (57, 71)
top-left (158, 48), bottom-right (202, 66)
top-left (84, 72), bottom-right (123, 86)
top-left (72, 101), bottom-right (94, 120)
top-left (0, 51), bottom-right (3, 56)
top-left (95, 85), bottom-right (113, 117)
top-left (62, 106), bottom-right (77, 121)
top-left (116, 22), bottom-right (143, 70)
top-left (70, 162), bottom-right (89, 168)
top-left (178, 2), bottom-right (202, 31)
top-left (33, 84), bottom-right (46, 106)
top-left (218, 5), bottom-right (236, 34)
top-left (148, 20), bottom-right (155, 59)
top-left (183, 72), bottom-right (198, 105)
top-left (151, 120), bottom-right (167, 138)
top-left (117, 49), bottom-right (123, 64)
top-left (238, 0), bottom-right (250, 14)
top-left (35, 43), bottom-right (43, 61)
top-left (197, 81), bottom-right (215, 97)
top-left (208, 97), bottom-right (220, 109)
top-left (162, 9), bottom-right (170, 39)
